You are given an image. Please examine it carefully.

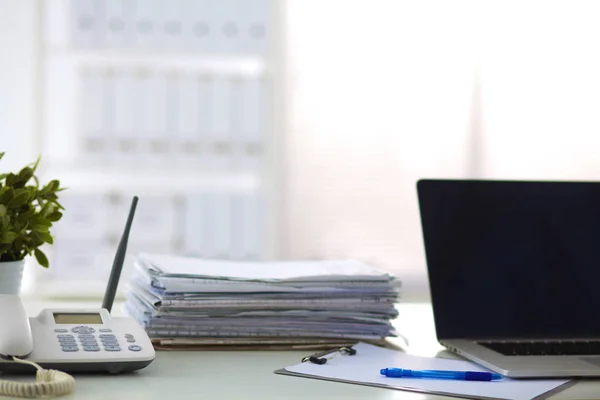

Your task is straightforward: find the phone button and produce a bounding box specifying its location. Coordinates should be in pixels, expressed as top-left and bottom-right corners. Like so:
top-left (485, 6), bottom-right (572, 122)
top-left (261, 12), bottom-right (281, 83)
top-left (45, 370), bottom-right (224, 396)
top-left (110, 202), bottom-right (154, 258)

top-left (61, 346), bottom-right (79, 352)
top-left (78, 334), bottom-right (95, 339)
top-left (54, 329), bottom-right (69, 333)
top-left (83, 346), bottom-right (100, 352)
top-left (72, 326), bottom-right (95, 334)
top-left (128, 345), bottom-right (142, 352)
top-left (104, 346), bottom-right (121, 352)
top-left (57, 334), bottom-right (74, 338)
top-left (99, 329), bottom-right (112, 332)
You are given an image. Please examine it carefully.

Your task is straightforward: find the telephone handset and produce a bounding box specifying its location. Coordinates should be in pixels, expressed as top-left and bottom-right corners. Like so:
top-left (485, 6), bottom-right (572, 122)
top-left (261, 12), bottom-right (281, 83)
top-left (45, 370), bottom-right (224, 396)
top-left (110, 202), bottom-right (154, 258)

top-left (0, 197), bottom-right (155, 397)
top-left (0, 294), bottom-right (33, 358)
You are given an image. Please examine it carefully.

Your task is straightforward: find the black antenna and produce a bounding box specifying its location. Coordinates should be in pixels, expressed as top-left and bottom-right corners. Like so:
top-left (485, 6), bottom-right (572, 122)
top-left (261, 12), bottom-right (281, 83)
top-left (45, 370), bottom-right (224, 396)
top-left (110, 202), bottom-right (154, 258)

top-left (102, 196), bottom-right (138, 313)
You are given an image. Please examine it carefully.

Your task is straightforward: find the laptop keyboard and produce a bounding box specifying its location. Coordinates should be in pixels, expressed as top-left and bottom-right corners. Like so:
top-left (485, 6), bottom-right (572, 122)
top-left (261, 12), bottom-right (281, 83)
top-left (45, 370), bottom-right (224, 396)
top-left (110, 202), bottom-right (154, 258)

top-left (478, 340), bottom-right (600, 356)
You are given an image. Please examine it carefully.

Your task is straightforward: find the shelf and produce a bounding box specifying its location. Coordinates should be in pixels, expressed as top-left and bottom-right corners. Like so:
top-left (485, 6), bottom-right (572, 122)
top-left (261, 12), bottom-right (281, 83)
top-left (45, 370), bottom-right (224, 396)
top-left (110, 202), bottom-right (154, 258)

top-left (44, 47), bottom-right (267, 76)
top-left (40, 166), bottom-right (261, 194)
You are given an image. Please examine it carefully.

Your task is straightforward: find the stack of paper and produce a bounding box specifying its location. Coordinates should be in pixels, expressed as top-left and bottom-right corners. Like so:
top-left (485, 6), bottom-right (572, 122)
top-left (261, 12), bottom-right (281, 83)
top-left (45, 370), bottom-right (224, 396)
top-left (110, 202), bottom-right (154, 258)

top-left (123, 253), bottom-right (401, 349)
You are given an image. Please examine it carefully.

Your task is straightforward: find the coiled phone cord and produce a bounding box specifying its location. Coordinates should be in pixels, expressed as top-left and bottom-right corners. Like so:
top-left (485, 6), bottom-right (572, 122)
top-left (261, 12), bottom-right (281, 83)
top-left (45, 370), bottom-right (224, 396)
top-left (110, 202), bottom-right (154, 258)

top-left (0, 357), bottom-right (74, 398)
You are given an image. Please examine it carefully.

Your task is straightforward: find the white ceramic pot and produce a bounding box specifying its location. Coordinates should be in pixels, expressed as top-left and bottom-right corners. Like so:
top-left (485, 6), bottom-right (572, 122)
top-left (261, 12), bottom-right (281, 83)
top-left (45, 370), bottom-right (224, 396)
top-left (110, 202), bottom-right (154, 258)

top-left (0, 259), bottom-right (25, 294)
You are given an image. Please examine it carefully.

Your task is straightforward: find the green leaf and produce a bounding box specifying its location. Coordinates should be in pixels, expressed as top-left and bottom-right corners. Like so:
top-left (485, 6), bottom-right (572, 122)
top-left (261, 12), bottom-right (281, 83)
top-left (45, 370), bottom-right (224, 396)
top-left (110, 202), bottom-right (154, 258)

top-left (29, 156), bottom-right (41, 173)
top-left (46, 211), bottom-right (63, 222)
top-left (51, 200), bottom-right (65, 210)
top-left (40, 200), bottom-right (54, 217)
top-left (17, 167), bottom-right (33, 184)
top-left (5, 173), bottom-right (16, 187)
top-left (7, 189), bottom-right (30, 208)
top-left (0, 154), bottom-right (65, 269)
top-left (38, 231), bottom-right (54, 244)
top-left (34, 248), bottom-right (49, 268)
top-left (0, 187), bottom-right (13, 205)
top-left (29, 223), bottom-right (51, 232)
top-left (0, 231), bottom-right (18, 244)
top-left (0, 215), bottom-right (9, 230)
top-left (0, 152), bottom-right (4, 160)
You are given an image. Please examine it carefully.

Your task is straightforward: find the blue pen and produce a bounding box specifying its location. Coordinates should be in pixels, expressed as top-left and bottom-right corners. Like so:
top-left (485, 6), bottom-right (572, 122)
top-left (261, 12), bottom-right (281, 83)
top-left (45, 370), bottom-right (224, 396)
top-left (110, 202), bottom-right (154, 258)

top-left (380, 368), bottom-right (503, 381)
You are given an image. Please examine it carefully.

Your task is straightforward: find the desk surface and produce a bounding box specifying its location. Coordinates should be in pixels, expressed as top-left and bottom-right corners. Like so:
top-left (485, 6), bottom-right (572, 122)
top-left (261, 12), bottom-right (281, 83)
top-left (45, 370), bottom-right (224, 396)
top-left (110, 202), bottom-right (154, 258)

top-left (1, 302), bottom-right (598, 400)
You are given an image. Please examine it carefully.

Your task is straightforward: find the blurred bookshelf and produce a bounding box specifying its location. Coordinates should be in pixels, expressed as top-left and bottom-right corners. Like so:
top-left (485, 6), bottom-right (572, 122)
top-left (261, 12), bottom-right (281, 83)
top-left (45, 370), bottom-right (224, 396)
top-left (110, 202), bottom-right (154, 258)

top-left (32, 0), bottom-right (283, 298)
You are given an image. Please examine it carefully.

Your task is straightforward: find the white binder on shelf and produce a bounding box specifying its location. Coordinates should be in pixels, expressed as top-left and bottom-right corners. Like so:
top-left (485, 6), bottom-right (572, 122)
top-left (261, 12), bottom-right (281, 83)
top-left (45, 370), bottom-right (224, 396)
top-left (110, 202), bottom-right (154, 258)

top-left (185, 0), bottom-right (214, 53)
top-left (165, 72), bottom-right (179, 167)
top-left (228, 77), bottom-right (244, 170)
top-left (54, 192), bottom-right (111, 241)
top-left (69, 0), bottom-right (104, 49)
top-left (79, 68), bottom-right (111, 165)
top-left (197, 76), bottom-right (213, 169)
top-left (228, 193), bottom-right (245, 260)
top-left (103, 0), bottom-right (132, 48)
top-left (229, 192), bottom-right (263, 260)
top-left (212, 0), bottom-right (238, 53)
top-left (208, 192), bottom-right (232, 259)
top-left (240, 77), bottom-right (265, 171)
top-left (174, 73), bottom-right (200, 168)
top-left (182, 193), bottom-right (213, 259)
top-left (140, 72), bottom-right (170, 167)
top-left (158, 0), bottom-right (185, 50)
top-left (50, 237), bottom-right (114, 282)
top-left (242, 192), bottom-right (264, 260)
top-left (131, 0), bottom-right (157, 49)
top-left (113, 69), bottom-right (138, 167)
top-left (209, 76), bottom-right (234, 170)
top-left (236, 0), bottom-right (270, 54)
top-left (115, 194), bottom-right (176, 245)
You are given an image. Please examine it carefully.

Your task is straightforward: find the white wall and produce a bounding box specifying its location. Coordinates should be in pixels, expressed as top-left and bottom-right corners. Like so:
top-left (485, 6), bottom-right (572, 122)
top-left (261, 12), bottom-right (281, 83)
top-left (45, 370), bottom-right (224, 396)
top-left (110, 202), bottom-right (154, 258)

top-left (281, 0), bottom-right (600, 299)
top-left (0, 0), bottom-right (40, 293)
top-left (0, 0), bottom-right (39, 169)
top-left (282, 1), bottom-right (482, 299)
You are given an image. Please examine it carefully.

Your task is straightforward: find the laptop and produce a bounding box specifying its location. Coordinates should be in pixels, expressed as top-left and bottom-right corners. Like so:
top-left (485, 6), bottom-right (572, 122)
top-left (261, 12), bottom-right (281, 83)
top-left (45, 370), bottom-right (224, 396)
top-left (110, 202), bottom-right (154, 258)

top-left (417, 179), bottom-right (600, 378)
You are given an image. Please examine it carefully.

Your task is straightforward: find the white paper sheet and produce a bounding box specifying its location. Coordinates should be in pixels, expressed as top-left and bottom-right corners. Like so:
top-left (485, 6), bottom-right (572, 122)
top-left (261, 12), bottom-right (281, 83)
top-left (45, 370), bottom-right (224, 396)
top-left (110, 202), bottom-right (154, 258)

top-left (280, 343), bottom-right (570, 400)
top-left (138, 253), bottom-right (392, 281)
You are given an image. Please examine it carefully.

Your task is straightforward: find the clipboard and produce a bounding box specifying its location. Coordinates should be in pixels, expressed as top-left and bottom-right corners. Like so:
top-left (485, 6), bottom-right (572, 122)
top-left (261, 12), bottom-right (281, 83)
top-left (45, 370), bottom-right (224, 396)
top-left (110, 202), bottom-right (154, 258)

top-left (274, 342), bottom-right (574, 400)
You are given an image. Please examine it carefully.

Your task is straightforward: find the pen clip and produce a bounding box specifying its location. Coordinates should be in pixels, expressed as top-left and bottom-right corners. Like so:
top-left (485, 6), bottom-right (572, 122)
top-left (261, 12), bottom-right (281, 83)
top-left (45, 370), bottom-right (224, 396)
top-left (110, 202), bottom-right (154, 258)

top-left (301, 346), bottom-right (357, 365)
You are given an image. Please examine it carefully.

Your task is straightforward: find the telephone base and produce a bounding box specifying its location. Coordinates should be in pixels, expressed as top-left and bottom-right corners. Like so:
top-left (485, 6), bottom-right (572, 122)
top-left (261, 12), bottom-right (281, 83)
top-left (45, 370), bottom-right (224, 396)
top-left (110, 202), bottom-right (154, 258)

top-left (0, 359), bottom-right (154, 375)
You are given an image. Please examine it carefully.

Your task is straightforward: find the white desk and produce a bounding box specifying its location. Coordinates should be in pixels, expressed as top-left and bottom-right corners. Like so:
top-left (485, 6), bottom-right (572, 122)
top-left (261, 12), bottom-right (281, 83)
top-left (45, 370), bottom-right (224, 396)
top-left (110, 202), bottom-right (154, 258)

top-left (2, 301), bottom-right (598, 400)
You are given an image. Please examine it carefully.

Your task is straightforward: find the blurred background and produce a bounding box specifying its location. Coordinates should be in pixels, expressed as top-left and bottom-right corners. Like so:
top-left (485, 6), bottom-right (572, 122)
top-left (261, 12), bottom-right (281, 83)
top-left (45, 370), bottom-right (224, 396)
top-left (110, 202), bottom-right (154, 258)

top-left (2, 0), bottom-right (600, 302)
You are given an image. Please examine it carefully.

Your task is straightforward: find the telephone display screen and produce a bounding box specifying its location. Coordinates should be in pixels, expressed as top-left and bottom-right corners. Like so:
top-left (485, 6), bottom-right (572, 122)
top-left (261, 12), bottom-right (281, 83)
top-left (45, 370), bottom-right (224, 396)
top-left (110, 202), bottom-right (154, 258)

top-left (53, 313), bottom-right (103, 324)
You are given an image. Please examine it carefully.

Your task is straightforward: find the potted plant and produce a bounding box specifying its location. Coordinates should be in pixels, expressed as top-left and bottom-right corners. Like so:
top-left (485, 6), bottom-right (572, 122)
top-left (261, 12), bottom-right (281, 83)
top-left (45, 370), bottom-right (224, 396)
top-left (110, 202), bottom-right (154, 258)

top-left (0, 152), bottom-right (65, 294)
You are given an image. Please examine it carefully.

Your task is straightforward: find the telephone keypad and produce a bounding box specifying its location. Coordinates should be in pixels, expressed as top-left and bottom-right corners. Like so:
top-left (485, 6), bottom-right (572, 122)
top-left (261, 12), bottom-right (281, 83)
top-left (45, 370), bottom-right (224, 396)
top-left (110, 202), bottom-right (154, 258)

top-left (55, 329), bottom-right (136, 353)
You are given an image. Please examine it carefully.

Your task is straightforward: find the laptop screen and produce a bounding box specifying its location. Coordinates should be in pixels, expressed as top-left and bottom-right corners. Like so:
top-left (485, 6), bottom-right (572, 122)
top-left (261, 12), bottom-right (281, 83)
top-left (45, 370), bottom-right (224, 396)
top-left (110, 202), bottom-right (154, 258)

top-left (417, 179), bottom-right (600, 340)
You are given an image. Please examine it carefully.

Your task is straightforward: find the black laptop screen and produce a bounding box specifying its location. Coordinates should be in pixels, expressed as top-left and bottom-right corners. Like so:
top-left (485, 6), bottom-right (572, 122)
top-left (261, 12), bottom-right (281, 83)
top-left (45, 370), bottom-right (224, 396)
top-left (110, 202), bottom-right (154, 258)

top-left (417, 179), bottom-right (600, 340)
